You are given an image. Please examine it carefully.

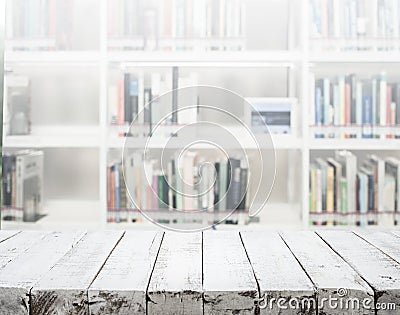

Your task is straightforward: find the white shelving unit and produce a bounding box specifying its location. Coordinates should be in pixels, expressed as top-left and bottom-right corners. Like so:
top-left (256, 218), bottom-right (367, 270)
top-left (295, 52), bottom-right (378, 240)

top-left (3, 0), bottom-right (400, 228)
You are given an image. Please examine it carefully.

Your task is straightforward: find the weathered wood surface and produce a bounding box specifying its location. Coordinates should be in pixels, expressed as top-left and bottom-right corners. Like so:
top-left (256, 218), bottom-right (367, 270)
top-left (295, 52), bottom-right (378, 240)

top-left (147, 232), bottom-right (202, 315)
top-left (0, 230), bottom-right (399, 314)
top-left (241, 232), bottom-right (316, 314)
top-left (0, 230), bottom-right (20, 242)
top-left (0, 231), bottom-right (50, 269)
top-left (355, 230), bottom-right (400, 263)
top-left (317, 230), bottom-right (400, 315)
top-left (203, 231), bottom-right (258, 314)
top-left (30, 231), bottom-right (123, 315)
top-left (281, 231), bottom-right (374, 315)
top-left (0, 231), bottom-right (85, 315)
top-left (88, 231), bottom-right (163, 315)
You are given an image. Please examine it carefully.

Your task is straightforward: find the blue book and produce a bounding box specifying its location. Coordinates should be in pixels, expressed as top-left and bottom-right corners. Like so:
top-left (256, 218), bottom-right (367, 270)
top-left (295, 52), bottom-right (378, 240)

top-left (315, 87), bottom-right (324, 138)
top-left (362, 96), bottom-right (373, 138)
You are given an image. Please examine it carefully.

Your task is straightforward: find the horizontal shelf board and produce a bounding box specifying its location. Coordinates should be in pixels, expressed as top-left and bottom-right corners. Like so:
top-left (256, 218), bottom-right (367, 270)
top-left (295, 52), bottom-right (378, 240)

top-left (107, 134), bottom-right (301, 150)
top-left (310, 51), bottom-right (400, 63)
top-left (3, 126), bottom-right (101, 148)
top-left (109, 50), bottom-right (302, 67)
top-left (5, 51), bottom-right (101, 64)
top-left (309, 138), bottom-right (400, 150)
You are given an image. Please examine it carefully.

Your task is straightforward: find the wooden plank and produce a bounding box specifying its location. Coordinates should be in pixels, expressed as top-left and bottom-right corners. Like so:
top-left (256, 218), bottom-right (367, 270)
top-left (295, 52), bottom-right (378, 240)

top-left (0, 231), bottom-right (85, 315)
top-left (88, 231), bottom-right (163, 315)
top-left (203, 231), bottom-right (258, 314)
top-left (31, 230), bottom-right (124, 315)
top-left (281, 231), bottom-right (374, 315)
top-left (147, 232), bottom-right (202, 315)
top-left (393, 231), bottom-right (400, 238)
top-left (240, 232), bottom-right (316, 314)
top-left (317, 230), bottom-right (400, 314)
top-left (0, 231), bottom-right (51, 269)
top-left (0, 230), bottom-right (20, 243)
top-left (355, 230), bottom-right (400, 263)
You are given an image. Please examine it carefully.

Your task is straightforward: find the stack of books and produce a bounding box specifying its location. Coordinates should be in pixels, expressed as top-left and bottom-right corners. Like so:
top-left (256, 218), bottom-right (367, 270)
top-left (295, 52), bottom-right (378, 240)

top-left (107, 151), bottom-right (249, 223)
top-left (310, 0), bottom-right (400, 51)
top-left (310, 73), bottom-right (400, 138)
top-left (108, 0), bottom-right (246, 51)
top-left (309, 150), bottom-right (399, 226)
top-left (1, 150), bottom-right (44, 222)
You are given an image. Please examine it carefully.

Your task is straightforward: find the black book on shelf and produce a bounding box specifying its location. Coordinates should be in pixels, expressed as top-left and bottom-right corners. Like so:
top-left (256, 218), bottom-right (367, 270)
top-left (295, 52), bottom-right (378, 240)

top-left (237, 167), bottom-right (248, 211)
top-left (2, 154), bottom-right (15, 207)
top-left (214, 162), bottom-right (220, 211)
top-left (226, 158), bottom-right (241, 211)
top-left (144, 87), bottom-right (152, 126)
top-left (393, 83), bottom-right (400, 125)
top-left (171, 66), bottom-right (178, 124)
top-left (124, 73), bottom-right (132, 123)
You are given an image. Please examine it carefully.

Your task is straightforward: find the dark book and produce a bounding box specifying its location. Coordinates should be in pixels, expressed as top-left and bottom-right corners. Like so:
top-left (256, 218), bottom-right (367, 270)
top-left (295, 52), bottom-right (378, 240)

top-left (2, 154), bottom-right (15, 206)
top-left (158, 175), bottom-right (169, 209)
top-left (144, 87), bottom-right (152, 124)
top-left (226, 158), bottom-right (241, 210)
top-left (214, 162), bottom-right (220, 210)
top-left (392, 83), bottom-right (400, 125)
top-left (124, 73), bottom-right (132, 123)
top-left (237, 167), bottom-right (248, 210)
top-left (171, 66), bottom-right (179, 124)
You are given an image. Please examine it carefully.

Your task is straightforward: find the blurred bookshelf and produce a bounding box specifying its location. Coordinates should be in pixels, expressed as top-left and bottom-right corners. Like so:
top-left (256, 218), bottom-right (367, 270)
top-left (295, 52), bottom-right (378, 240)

top-left (1, 0), bottom-right (400, 229)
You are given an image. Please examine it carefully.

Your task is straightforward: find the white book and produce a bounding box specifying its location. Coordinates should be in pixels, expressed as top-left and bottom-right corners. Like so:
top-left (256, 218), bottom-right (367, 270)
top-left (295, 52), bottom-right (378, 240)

top-left (15, 150), bottom-right (44, 222)
top-left (332, 0), bottom-right (341, 37)
top-left (335, 150), bottom-right (357, 213)
top-left (379, 73), bottom-right (387, 126)
top-left (368, 155), bottom-right (385, 212)
top-left (355, 81), bottom-right (363, 126)
top-left (309, 72), bottom-right (316, 125)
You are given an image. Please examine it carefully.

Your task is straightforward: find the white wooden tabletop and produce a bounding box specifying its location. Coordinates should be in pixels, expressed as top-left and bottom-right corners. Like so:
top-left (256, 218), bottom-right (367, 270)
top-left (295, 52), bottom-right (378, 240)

top-left (0, 230), bottom-right (399, 315)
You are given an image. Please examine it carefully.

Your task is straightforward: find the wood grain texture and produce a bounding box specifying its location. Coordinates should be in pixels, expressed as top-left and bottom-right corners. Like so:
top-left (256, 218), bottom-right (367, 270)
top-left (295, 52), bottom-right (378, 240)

top-left (241, 232), bottom-right (316, 314)
top-left (147, 232), bottom-right (202, 315)
top-left (31, 231), bottom-right (124, 315)
top-left (0, 230), bottom-right (20, 243)
top-left (392, 231), bottom-right (400, 238)
top-left (203, 231), bottom-right (258, 315)
top-left (88, 231), bottom-right (163, 315)
top-left (0, 231), bottom-right (85, 315)
top-left (317, 230), bottom-right (400, 315)
top-left (0, 231), bottom-right (50, 269)
top-left (281, 231), bottom-right (374, 315)
top-left (355, 230), bottom-right (400, 263)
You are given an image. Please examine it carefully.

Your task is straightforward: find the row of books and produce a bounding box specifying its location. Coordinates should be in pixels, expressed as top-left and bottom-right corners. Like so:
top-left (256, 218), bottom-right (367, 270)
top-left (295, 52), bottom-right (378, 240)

top-left (6, 0), bottom-right (73, 50)
top-left (108, 0), bottom-right (246, 51)
top-left (108, 69), bottom-right (198, 128)
top-left (310, 73), bottom-right (400, 138)
top-left (3, 75), bottom-right (31, 136)
top-left (309, 150), bottom-right (399, 226)
top-left (310, 0), bottom-right (400, 50)
top-left (107, 151), bottom-right (249, 223)
top-left (1, 150), bottom-right (44, 222)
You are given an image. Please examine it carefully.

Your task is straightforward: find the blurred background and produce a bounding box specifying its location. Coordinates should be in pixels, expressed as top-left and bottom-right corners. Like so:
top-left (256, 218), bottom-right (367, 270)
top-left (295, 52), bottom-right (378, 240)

top-left (1, 0), bottom-right (400, 230)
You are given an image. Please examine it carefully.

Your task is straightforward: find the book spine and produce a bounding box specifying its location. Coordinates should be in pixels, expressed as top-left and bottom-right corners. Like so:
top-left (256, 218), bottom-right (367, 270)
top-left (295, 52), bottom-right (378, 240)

top-left (171, 66), bottom-right (179, 123)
